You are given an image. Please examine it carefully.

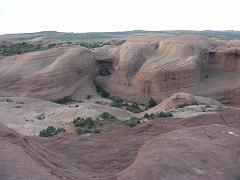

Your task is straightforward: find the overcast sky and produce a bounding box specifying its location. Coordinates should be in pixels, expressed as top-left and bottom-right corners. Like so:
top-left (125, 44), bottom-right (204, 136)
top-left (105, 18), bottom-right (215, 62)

top-left (0, 0), bottom-right (239, 34)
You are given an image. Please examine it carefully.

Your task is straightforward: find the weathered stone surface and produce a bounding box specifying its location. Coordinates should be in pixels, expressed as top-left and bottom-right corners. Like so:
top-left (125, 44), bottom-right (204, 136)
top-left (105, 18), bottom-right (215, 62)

top-left (95, 35), bottom-right (240, 104)
top-left (0, 46), bottom-right (97, 101)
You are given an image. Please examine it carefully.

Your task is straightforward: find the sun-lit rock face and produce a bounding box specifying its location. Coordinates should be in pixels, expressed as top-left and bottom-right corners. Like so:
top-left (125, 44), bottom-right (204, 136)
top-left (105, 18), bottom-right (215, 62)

top-left (96, 35), bottom-right (240, 104)
top-left (0, 46), bottom-right (97, 101)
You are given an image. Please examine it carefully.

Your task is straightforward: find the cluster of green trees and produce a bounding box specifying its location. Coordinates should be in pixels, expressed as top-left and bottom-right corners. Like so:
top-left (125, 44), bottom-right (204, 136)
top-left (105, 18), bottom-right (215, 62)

top-left (0, 42), bottom-right (57, 56)
top-left (143, 111), bottom-right (173, 120)
top-left (76, 41), bottom-right (106, 49)
top-left (39, 126), bottom-right (65, 137)
top-left (0, 42), bottom-right (41, 56)
top-left (73, 117), bottom-right (101, 134)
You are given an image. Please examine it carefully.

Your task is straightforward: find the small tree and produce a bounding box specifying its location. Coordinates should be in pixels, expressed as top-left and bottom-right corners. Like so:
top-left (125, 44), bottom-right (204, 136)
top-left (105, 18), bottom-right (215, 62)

top-left (148, 97), bottom-right (157, 108)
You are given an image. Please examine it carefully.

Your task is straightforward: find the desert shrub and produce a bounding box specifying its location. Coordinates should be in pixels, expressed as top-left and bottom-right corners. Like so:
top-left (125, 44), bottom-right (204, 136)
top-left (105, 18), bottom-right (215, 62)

top-left (157, 111), bottom-right (173, 117)
top-left (144, 113), bottom-right (149, 118)
top-left (73, 117), bottom-right (95, 129)
top-left (110, 97), bottom-right (143, 113)
top-left (125, 117), bottom-right (141, 127)
top-left (126, 106), bottom-right (142, 113)
top-left (144, 111), bottom-right (173, 120)
top-left (149, 113), bottom-right (156, 119)
top-left (99, 67), bottom-right (111, 76)
top-left (96, 85), bottom-right (110, 98)
top-left (148, 97), bottom-right (157, 108)
top-left (75, 127), bottom-right (92, 134)
top-left (77, 41), bottom-right (104, 49)
top-left (55, 95), bottom-right (73, 104)
top-left (48, 43), bottom-right (56, 48)
top-left (191, 100), bottom-right (199, 105)
top-left (39, 126), bottom-right (65, 137)
top-left (73, 116), bottom-right (102, 134)
top-left (99, 112), bottom-right (119, 122)
top-left (110, 101), bottom-right (123, 108)
top-left (175, 103), bottom-right (189, 109)
top-left (86, 95), bottom-right (91, 100)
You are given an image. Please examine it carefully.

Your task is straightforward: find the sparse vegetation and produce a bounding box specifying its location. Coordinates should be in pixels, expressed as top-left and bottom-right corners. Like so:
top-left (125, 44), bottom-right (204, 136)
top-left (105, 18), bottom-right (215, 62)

top-left (95, 84), bottom-right (145, 113)
top-left (148, 97), bottom-right (157, 108)
top-left (96, 85), bottom-right (110, 98)
top-left (144, 113), bottom-right (150, 118)
top-left (125, 117), bottom-right (141, 127)
top-left (99, 67), bottom-right (111, 76)
top-left (110, 96), bottom-right (143, 113)
top-left (146, 111), bottom-right (173, 120)
top-left (76, 41), bottom-right (104, 49)
top-left (39, 126), bottom-right (65, 137)
top-left (175, 103), bottom-right (189, 109)
top-left (0, 42), bottom-right (55, 56)
top-left (55, 95), bottom-right (73, 104)
top-left (73, 117), bottom-right (101, 134)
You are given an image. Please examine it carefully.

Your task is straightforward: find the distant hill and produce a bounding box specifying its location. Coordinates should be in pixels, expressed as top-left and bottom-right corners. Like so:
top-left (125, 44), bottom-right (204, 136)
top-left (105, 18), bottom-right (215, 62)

top-left (1, 30), bottom-right (240, 42)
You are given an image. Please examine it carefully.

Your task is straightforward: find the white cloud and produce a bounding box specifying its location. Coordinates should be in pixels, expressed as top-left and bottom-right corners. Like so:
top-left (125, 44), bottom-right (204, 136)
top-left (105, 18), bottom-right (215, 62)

top-left (0, 0), bottom-right (240, 34)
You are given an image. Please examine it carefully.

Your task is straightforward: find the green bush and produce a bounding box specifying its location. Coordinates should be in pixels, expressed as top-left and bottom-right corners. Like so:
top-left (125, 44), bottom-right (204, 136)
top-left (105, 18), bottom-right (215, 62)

top-left (125, 117), bottom-right (141, 127)
top-left (73, 117), bottom-right (95, 129)
top-left (99, 112), bottom-right (119, 123)
top-left (55, 95), bottom-right (73, 104)
top-left (157, 111), bottom-right (173, 117)
top-left (76, 127), bottom-right (92, 134)
top-left (149, 113), bottom-right (156, 119)
top-left (148, 98), bottom-right (157, 108)
top-left (175, 103), bottom-right (189, 109)
top-left (126, 106), bottom-right (142, 113)
top-left (95, 85), bottom-right (110, 98)
top-left (39, 126), bottom-right (65, 137)
top-left (144, 113), bottom-right (149, 118)
top-left (73, 116), bottom-right (102, 135)
top-left (77, 41), bottom-right (104, 49)
top-left (99, 67), bottom-right (111, 76)
top-left (144, 111), bottom-right (173, 120)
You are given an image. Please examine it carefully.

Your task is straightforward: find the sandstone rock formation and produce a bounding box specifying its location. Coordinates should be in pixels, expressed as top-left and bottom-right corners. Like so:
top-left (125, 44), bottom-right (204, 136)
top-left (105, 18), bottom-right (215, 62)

top-left (117, 124), bottom-right (240, 180)
top-left (95, 35), bottom-right (240, 105)
top-left (0, 46), bottom-right (97, 101)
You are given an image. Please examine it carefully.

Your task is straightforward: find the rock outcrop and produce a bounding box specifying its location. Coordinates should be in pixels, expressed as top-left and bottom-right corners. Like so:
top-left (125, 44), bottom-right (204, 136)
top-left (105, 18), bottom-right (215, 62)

top-left (0, 46), bottom-right (97, 101)
top-left (95, 35), bottom-right (240, 104)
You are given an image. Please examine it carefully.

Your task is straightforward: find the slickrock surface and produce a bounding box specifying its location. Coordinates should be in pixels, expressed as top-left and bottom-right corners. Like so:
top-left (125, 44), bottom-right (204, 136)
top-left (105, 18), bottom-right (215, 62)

top-left (1, 108), bottom-right (240, 180)
top-left (0, 46), bottom-right (97, 101)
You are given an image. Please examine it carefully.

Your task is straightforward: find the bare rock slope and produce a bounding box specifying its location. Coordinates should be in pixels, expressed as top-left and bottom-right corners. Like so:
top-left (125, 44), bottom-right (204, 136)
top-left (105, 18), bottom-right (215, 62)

top-left (96, 35), bottom-right (240, 104)
top-left (0, 46), bottom-right (97, 100)
top-left (1, 108), bottom-right (240, 180)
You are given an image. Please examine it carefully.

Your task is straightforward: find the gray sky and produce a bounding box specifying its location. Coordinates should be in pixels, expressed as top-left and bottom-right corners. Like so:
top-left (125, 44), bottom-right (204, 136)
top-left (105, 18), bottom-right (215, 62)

top-left (0, 0), bottom-right (239, 34)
